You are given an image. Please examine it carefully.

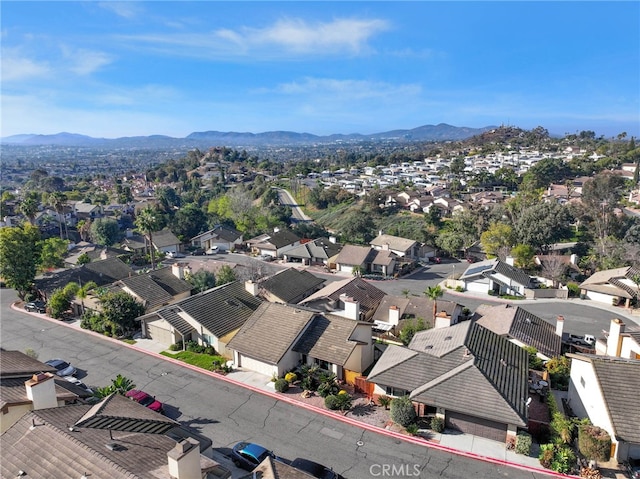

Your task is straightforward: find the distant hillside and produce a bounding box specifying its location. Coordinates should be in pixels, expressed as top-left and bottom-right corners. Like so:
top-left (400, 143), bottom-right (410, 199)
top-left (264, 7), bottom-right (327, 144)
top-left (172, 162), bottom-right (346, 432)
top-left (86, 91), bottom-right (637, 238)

top-left (2, 123), bottom-right (496, 148)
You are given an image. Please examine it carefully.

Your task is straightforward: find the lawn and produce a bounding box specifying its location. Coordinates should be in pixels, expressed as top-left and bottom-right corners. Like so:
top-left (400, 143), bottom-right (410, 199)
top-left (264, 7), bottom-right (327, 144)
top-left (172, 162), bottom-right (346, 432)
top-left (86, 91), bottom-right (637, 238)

top-left (160, 350), bottom-right (225, 370)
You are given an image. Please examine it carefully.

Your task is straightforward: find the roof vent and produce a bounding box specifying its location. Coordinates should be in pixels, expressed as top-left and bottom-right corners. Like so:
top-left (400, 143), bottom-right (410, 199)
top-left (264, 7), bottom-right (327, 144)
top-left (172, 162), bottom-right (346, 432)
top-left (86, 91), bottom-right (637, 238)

top-left (444, 336), bottom-right (452, 341)
top-left (225, 299), bottom-right (239, 307)
top-left (425, 345), bottom-right (433, 350)
top-left (500, 359), bottom-right (507, 367)
top-left (105, 442), bottom-right (125, 452)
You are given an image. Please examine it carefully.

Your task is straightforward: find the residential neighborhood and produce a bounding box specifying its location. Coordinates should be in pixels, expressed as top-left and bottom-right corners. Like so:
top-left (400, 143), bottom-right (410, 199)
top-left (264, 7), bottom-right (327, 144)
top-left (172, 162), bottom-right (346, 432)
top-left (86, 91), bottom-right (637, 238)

top-left (1, 126), bottom-right (640, 478)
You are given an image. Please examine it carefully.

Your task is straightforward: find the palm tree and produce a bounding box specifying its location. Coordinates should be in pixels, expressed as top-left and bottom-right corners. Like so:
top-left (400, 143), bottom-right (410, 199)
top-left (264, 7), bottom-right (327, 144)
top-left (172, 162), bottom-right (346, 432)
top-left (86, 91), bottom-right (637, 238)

top-left (47, 191), bottom-right (68, 239)
top-left (76, 281), bottom-right (97, 315)
top-left (18, 194), bottom-right (39, 225)
top-left (352, 265), bottom-right (362, 277)
top-left (424, 285), bottom-right (444, 322)
top-left (135, 206), bottom-right (160, 270)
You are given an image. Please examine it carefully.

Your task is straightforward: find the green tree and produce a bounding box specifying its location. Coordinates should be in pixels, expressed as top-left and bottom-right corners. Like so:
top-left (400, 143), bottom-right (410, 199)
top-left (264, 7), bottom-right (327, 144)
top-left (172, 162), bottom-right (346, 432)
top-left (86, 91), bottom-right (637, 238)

top-left (398, 317), bottom-right (428, 346)
top-left (515, 203), bottom-right (572, 253)
top-left (18, 193), bottom-right (40, 224)
top-left (47, 286), bottom-right (76, 319)
top-left (216, 265), bottom-right (237, 286)
top-left (38, 237), bottom-right (69, 271)
top-left (77, 252), bottom-right (91, 265)
top-left (0, 224), bottom-right (41, 299)
top-left (511, 244), bottom-right (536, 270)
top-left (188, 269), bottom-right (217, 293)
top-left (47, 191), bottom-right (68, 239)
top-left (93, 374), bottom-right (136, 399)
top-left (100, 291), bottom-right (145, 337)
top-left (339, 208), bottom-right (376, 244)
top-left (90, 218), bottom-right (121, 247)
top-left (171, 203), bottom-right (207, 242)
top-left (480, 222), bottom-right (515, 259)
top-left (135, 206), bottom-right (161, 270)
top-left (76, 280), bottom-right (97, 315)
top-left (390, 395), bottom-right (417, 427)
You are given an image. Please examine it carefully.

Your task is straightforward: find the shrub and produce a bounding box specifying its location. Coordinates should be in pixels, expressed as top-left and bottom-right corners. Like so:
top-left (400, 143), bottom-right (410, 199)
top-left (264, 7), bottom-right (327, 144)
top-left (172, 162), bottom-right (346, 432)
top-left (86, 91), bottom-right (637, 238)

top-left (515, 432), bottom-right (533, 455)
top-left (377, 395), bottom-right (392, 410)
top-left (539, 444), bottom-right (555, 468)
top-left (545, 356), bottom-right (571, 391)
top-left (203, 346), bottom-right (216, 356)
top-left (455, 286), bottom-right (464, 292)
top-left (566, 282), bottom-right (581, 297)
top-left (169, 341), bottom-right (183, 351)
top-left (317, 381), bottom-right (340, 398)
top-left (324, 394), bottom-right (341, 410)
top-left (405, 423), bottom-right (419, 435)
top-left (430, 416), bottom-right (445, 433)
top-left (390, 396), bottom-right (417, 427)
top-left (284, 372), bottom-right (297, 383)
top-left (551, 446), bottom-right (575, 474)
top-left (186, 341), bottom-right (205, 353)
top-left (325, 393), bottom-right (352, 412)
top-left (578, 425), bottom-right (611, 462)
top-left (274, 378), bottom-right (289, 393)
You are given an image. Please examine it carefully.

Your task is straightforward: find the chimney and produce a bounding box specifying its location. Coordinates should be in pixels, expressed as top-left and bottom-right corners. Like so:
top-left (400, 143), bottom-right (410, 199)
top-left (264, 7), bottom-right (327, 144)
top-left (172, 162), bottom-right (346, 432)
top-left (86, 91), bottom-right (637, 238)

top-left (245, 280), bottom-right (259, 296)
top-left (341, 294), bottom-right (360, 320)
top-left (171, 262), bottom-right (185, 279)
top-left (378, 230), bottom-right (384, 237)
top-left (329, 236), bottom-right (337, 244)
top-left (505, 256), bottom-right (515, 266)
top-left (382, 243), bottom-right (390, 251)
top-left (167, 438), bottom-right (201, 479)
top-left (388, 305), bottom-right (401, 326)
top-left (434, 311), bottom-right (453, 329)
top-left (570, 254), bottom-right (578, 265)
top-left (25, 373), bottom-right (58, 410)
top-left (273, 227), bottom-right (280, 233)
top-left (556, 315), bottom-right (564, 337)
top-left (606, 318), bottom-right (626, 357)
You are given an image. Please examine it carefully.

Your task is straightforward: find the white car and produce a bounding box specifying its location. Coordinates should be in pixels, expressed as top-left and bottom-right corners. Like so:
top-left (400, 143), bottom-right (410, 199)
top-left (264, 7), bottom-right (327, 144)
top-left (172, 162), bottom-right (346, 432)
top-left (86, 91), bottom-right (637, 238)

top-left (64, 376), bottom-right (93, 394)
top-left (166, 251), bottom-right (185, 259)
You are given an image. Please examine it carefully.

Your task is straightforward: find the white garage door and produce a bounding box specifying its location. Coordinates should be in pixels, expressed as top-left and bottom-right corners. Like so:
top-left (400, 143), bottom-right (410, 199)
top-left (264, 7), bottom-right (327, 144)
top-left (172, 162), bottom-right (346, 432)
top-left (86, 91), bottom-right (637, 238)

top-left (147, 323), bottom-right (174, 346)
top-left (238, 354), bottom-right (276, 377)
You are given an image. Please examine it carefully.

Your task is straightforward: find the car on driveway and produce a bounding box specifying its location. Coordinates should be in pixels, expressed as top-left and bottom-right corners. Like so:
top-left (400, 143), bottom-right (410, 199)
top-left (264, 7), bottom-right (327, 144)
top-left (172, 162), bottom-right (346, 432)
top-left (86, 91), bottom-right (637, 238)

top-left (45, 359), bottom-right (77, 377)
top-left (290, 458), bottom-right (343, 479)
top-left (125, 389), bottom-right (164, 413)
top-left (24, 300), bottom-right (46, 313)
top-left (626, 458), bottom-right (640, 479)
top-left (231, 442), bottom-right (277, 471)
top-left (63, 376), bottom-right (93, 394)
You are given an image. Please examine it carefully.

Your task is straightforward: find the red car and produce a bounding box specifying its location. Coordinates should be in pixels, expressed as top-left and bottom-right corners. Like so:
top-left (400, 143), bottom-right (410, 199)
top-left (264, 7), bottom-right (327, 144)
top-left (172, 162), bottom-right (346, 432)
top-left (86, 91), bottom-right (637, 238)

top-left (125, 389), bottom-right (164, 413)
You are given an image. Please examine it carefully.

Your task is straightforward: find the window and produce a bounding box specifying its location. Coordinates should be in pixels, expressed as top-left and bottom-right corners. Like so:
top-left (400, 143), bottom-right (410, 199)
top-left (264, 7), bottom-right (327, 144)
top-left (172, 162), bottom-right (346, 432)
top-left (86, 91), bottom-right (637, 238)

top-left (315, 359), bottom-right (330, 371)
top-left (385, 386), bottom-right (409, 397)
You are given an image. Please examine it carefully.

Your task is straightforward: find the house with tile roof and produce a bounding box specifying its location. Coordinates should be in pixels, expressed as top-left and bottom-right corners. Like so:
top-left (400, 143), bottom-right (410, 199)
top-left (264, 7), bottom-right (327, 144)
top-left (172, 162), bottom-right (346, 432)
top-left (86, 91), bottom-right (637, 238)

top-left (0, 350), bottom-right (80, 433)
top-left (370, 295), bottom-right (463, 334)
top-left (366, 321), bottom-right (529, 442)
top-left (370, 233), bottom-right (425, 260)
top-left (474, 304), bottom-right (563, 360)
top-left (258, 268), bottom-right (325, 304)
top-left (190, 224), bottom-right (243, 253)
top-left (246, 228), bottom-right (301, 258)
top-left (227, 302), bottom-right (374, 383)
top-left (152, 228), bottom-right (182, 254)
top-left (299, 276), bottom-right (387, 322)
top-left (460, 258), bottom-right (534, 297)
top-left (281, 237), bottom-right (342, 266)
top-left (137, 281), bottom-right (263, 355)
top-left (1, 393), bottom-right (230, 479)
top-left (333, 244), bottom-right (397, 276)
top-left (594, 318), bottom-right (640, 360)
top-left (580, 266), bottom-right (640, 308)
top-left (567, 354), bottom-right (640, 462)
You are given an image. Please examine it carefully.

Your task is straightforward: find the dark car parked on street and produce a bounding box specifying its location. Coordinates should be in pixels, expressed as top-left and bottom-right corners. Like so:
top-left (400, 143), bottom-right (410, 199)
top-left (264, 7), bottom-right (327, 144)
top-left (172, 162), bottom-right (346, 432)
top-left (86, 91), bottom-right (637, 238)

top-left (290, 458), bottom-right (343, 479)
top-left (24, 300), bottom-right (46, 313)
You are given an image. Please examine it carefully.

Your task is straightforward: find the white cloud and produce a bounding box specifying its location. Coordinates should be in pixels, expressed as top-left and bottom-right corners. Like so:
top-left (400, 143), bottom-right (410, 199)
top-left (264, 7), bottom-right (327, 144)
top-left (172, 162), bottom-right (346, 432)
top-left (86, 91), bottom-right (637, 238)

top-left (98, 2), bottom-right (141, 19)
top-left (117, 16), bottom-right (390, 59)
top-left (0, 53), bottom-right (50, 81)
top-left (61, 47), bottom-right (114, 75)
top-left (269, 77), bottom-right (421, 100)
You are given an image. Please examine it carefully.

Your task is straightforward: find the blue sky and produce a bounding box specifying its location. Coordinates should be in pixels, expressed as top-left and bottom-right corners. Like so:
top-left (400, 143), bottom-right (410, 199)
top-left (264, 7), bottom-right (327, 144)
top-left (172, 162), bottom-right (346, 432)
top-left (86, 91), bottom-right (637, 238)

top-left (2, 1), bottom-right (639, 139)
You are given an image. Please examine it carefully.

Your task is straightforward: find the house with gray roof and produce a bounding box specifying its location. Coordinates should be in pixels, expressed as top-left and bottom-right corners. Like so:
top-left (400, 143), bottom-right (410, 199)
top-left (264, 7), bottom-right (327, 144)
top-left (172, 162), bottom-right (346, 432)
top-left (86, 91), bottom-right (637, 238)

top-left (152, 228), bottom-right (182, 254)
top-left (366, 321), bottom-right (529, 442)
top-left (370, 295), bottom-right (463, 334)
top-left (594, 318), bottom-right (640, 359)
top-left (1, 393), bottom-right (229, 479)
top-left (370, 233), bottom-right (423, 260)
top-left (567, 354), bottom-right (640, 462)
top-left (227, 302), bottom-right (374, 382)
top-left (333, 244), bottom-right (397, 276)
top-left (281, 237), bottom-right (342, 266)
top-left (190, 224), bottom-right (243, 253)
top-left (580, 266), bottom-right (640, 308)
top-left (258, 268), bottom-right (325, 304)
top-left (138, 281), bottom-right (263, 355)
top-left (475, 303), bottom-right (562, 360)
top-left (460, 258), bottom-right (533, 297)
top-left (246, 229), bottom-right (301, 258)
top-left (299, 276), bottom-right (387, 322)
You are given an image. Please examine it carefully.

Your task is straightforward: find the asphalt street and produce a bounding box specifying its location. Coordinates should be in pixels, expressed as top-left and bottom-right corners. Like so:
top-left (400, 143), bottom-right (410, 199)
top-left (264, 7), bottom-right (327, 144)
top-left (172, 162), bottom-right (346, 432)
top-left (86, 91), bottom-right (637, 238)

top-left (0, 287), bottom-right (557, 479)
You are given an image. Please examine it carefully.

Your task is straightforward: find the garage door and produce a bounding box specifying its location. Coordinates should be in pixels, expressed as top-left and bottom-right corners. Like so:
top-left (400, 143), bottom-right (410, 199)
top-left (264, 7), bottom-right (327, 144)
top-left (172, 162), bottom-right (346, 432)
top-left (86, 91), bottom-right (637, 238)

top-left (238, 354), bottom-right (276, 377)
top-left (147, 323), bottom-right (174, 346)
top-left (446, 411), bottom-right (507, 442)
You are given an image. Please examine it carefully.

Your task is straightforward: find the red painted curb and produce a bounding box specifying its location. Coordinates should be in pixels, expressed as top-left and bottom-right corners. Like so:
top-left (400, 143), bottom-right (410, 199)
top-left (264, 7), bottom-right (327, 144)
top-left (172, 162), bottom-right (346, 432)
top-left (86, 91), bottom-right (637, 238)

top-left (13, 302), bottom-right (578, 478)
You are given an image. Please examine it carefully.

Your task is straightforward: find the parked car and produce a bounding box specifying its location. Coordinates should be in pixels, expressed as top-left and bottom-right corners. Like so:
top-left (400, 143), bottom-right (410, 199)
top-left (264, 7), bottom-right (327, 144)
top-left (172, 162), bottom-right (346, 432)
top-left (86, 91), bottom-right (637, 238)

top-left (63, 376), bottom-right (93, 394)
top-left (190, 247), bottom-right (206, 256)
top-left (258, 254), bottom-right (273, 262)
top-left (290, 458), bottom-right (343, 479)
top-left (24, 300), bottom-right (46, 313)
top-left (166, 251), bottom-right (185, 259)
top-left (626, 458), bottom-right (640, 479)
top-left (231, 442), bottom-right (277, 471)
top-left (125, 389), bottom-right (164, 413)
top-left (45, 359), bottom-right (77, 377)
top-left (206, 246), bottom-right (219, 255)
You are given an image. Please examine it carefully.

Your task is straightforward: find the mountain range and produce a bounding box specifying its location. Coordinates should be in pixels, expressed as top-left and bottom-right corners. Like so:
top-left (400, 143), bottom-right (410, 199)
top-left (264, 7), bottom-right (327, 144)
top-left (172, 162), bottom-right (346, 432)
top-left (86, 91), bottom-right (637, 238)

top-left (1, 123), bottom-right (497, 148)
